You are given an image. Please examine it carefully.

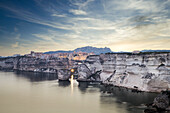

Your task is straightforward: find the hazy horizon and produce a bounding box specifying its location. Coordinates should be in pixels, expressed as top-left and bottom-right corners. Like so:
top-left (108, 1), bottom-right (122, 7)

top-left (1, 46), bottom-right (170, 57)
top-left (0, 0), bottom-right (170, 56)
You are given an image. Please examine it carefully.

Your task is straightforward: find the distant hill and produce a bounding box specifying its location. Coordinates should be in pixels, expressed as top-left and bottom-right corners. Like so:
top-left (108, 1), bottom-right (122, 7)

top-left (74, 46), bottom-right (112, 55)
top-left (44, 48), bottom-right (170, 55)
top-left (44, 50), bottom-right (73, 54)
top-left (141, 50), bottom-right (170, 53)
top-left (44, 46), bottom-right (112, 55)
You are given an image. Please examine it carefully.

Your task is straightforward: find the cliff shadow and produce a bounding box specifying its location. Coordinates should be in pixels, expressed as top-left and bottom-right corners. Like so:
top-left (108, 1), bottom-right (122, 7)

top-left (100, 85), bottom-right (158, 112)
top-left (78, 81), bottom-right (101, 93)
top-left (13, 70), bottom-right (58, 82)
top-left (58, 80), bottom-right (70, 87)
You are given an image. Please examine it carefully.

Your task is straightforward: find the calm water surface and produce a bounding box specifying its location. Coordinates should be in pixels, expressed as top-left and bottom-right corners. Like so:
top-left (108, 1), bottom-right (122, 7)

top-left (0, 71), bottom-right (158, 113)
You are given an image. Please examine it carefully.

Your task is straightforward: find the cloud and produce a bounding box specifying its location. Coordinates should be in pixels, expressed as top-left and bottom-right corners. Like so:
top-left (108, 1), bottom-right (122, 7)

top-left (70, 0), bottom-right (94, 9)
top-left (103, 0), bottom-right (165, 13)
top-left (0, 4), bottom-right (72, 30)
top-left (51, 14), bottom-right (66, 17)
top-left (14, 27), bottom-right (18, 32)
top-left (69, 9), bottom-right (87, 15)
top-left (33, 34), bottom-right (51, 41)
top-left (15, 34), bottom-right (20, 40)
top-left (11, 42), bottom-right (19, 48)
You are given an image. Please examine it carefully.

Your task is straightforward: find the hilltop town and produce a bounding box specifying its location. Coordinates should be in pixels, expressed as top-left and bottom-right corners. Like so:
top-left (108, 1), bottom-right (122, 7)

top-left (0, 46), bottom-right (111, 73)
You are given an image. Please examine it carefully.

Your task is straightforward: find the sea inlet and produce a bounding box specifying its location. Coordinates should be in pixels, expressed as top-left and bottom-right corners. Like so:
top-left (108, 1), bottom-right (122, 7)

top-left (0, 71), bottom-right (157, 113)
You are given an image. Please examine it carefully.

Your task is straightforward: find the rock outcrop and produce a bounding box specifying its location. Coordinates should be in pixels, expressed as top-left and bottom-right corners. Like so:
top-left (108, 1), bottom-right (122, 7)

top-left (0, 56), bottom-right (70, 73)
top-left (78, 52), bottom-right (170, 92)
top-left (58, 69), bottom-right (71, 81)
top-left (0, 57), bottom-right (14, 70)
top-left (77, 63), bottom-right (102, 81)
top-left (144, 91), bottom-right (170, 113)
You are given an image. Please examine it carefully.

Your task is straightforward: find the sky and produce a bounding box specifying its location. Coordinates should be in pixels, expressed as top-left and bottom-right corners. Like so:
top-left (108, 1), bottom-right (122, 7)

top-left (0, 0), bottom-right (170, 56)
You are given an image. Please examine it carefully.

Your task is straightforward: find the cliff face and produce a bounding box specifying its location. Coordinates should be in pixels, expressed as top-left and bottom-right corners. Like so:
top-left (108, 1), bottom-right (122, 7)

top-left (0, 57), bottom-right (14, 70)
top-left (1, 52), bottom-right (170, 92)
top-left (0, 56), bottom-right (69, 73)
top-left (81, 53), bottom-right (170, 92)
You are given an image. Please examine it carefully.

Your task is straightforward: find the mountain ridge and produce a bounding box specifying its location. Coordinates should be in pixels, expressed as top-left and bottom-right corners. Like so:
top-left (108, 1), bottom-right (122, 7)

top-left (44, 46), bottom-right (112, 55)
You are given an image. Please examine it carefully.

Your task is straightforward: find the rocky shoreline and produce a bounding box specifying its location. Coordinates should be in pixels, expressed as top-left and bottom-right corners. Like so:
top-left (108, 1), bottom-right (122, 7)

top-left (0, 52), bottom-right (170, 92)
top-left (144, 91), bottom-right (170, 113)
top-left (77, 52), bottom-right (170, 93)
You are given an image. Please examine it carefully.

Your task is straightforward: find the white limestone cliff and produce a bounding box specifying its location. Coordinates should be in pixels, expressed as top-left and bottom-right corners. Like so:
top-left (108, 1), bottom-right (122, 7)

top-left (78, 53), bottom-right (170, 92)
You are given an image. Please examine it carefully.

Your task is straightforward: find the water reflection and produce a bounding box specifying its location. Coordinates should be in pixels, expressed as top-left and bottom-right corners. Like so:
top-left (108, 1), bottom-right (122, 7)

top-left (58, 81), bottom-right (70, 87)
top-left (14, 71), bottom-right (58, 82)
top-left (78, 82), bottom-right (88, 92)
top-left (70, 75), bottom-right (74, 94)
top-left (78, 82), bottom-right (101, 93)
top-left (100, 85), bottom-right (158, 113)
top-left (100, 86), bottom-right (158, 106)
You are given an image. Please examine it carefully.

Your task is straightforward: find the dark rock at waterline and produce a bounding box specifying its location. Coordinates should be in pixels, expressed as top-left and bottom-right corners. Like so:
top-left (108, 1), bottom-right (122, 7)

top-left (144, 90), bottom-right (170, 113)
top-left (144, 108), bottom-right (158, 113)
top-left (153, 94), bottom-right (169, 110)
